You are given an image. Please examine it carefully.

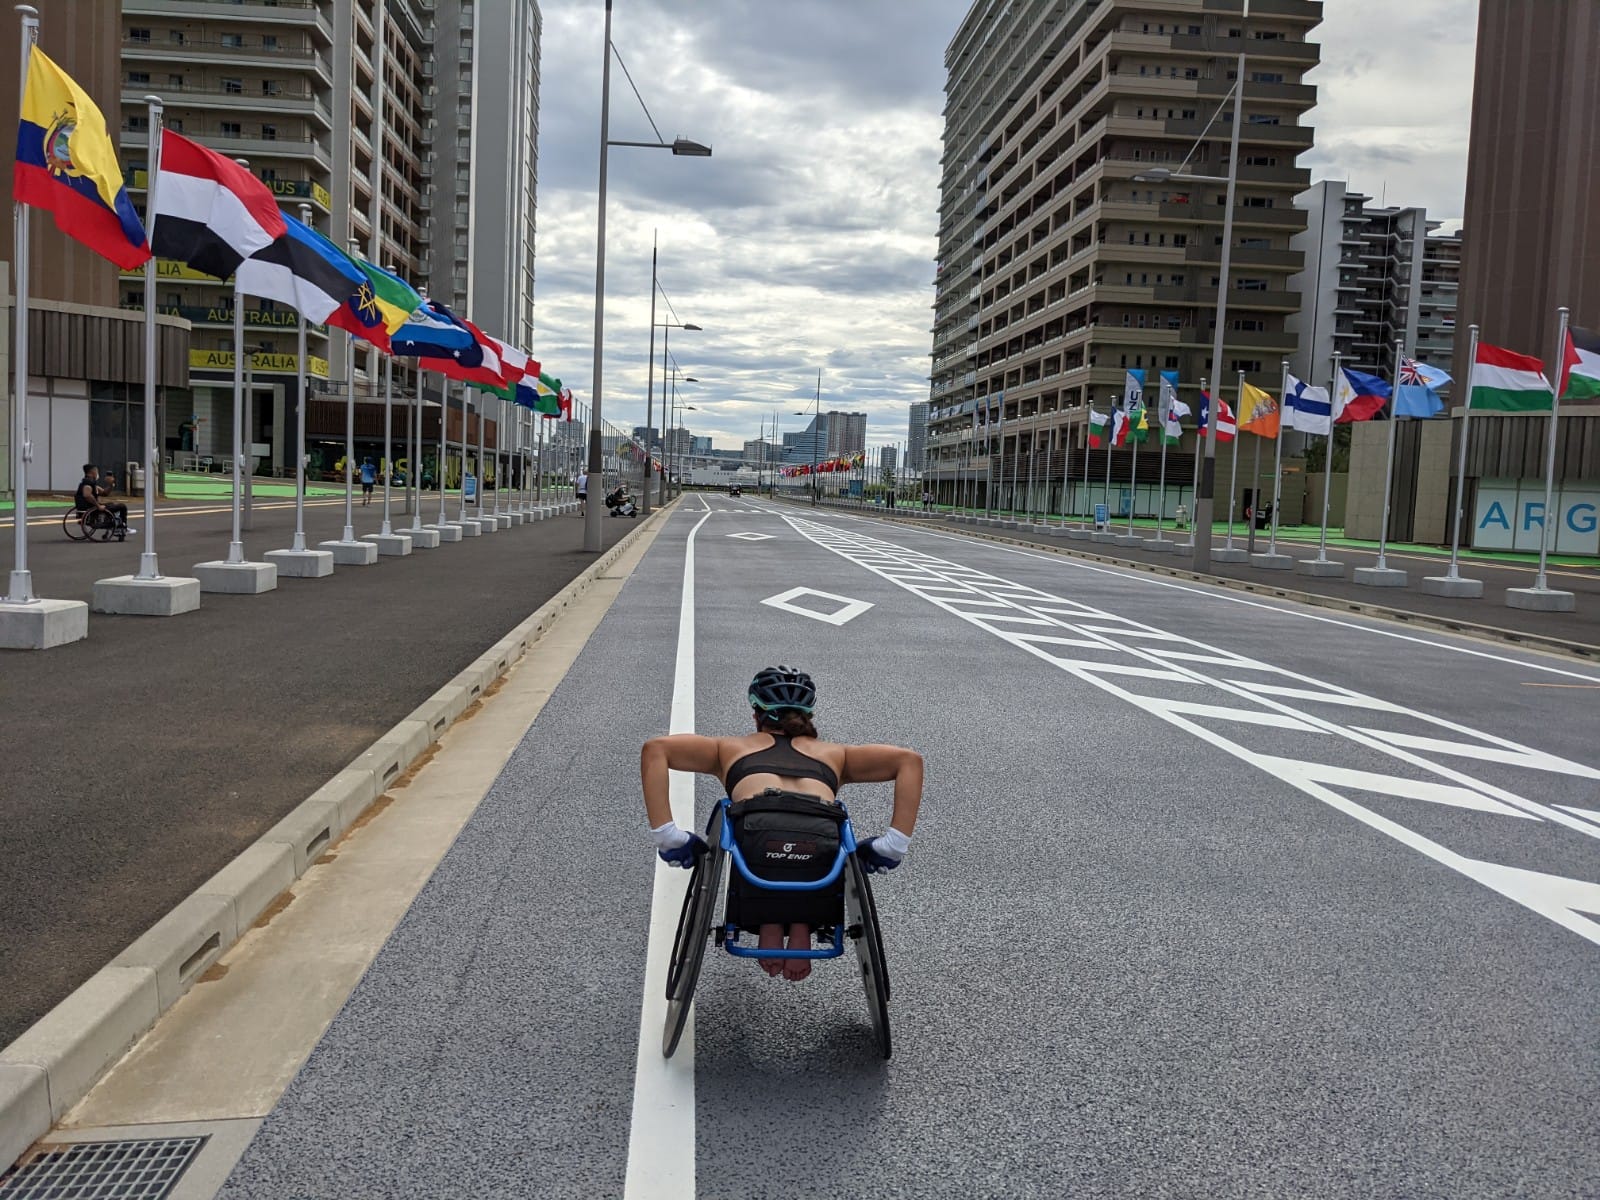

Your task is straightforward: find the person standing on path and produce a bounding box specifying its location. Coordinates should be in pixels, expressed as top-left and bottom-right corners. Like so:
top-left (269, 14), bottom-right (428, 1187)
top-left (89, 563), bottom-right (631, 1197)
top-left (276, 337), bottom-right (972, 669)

top-left (575, 469), bottom-right (588, 516)
top-left (359, 457), bottom-right (378, 506)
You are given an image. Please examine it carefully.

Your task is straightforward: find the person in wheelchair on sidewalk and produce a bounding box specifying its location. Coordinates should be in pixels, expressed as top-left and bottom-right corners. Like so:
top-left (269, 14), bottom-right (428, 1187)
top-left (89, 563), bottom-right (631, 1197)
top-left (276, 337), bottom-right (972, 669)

top-left (640, 666), bottom-right (922, 981)
top-left (75, 464), bottom-right (134, 539)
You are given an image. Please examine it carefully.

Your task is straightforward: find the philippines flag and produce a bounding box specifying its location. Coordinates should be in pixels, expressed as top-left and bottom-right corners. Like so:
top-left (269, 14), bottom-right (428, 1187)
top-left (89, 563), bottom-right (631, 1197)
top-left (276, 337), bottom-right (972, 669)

top-left (1334, 366), bottom-right (1393, 424)
top-left (150, 130), bottom-right (285, 280)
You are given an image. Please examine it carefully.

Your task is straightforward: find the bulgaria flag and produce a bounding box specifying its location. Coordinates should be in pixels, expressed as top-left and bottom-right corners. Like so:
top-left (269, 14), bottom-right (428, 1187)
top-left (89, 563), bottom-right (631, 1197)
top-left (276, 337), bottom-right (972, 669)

top-left (1087, 409), bottom-right (1108, 448)
top-left (1560, 327), bottom-right (1600, 401)
top-left (1470, 342), bottom-right (1553, 412)
top-left (150, 130), bottom-right (285, 279)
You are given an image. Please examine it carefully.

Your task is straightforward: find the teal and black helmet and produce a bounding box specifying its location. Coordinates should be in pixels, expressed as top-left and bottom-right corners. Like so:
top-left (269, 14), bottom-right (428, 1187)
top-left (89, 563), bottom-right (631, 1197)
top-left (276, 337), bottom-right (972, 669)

top-left (748, 665), bottom-right (815, 714)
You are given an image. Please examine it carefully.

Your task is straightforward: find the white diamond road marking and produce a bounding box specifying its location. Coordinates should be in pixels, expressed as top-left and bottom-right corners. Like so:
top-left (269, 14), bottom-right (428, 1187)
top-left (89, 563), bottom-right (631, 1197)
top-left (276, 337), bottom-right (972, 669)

top-left (726, 532), bottom-right (775, 541)
top-left (760, 586), bottom-right (874, 627)
top-left (781, 513), bottom-right (1600, 948)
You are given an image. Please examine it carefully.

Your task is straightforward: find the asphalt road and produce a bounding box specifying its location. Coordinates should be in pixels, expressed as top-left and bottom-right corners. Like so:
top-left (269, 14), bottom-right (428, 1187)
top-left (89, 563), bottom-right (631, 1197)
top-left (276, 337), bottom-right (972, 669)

top-left (216, 496), bottom-right (1600, 1198)
top-left (816, 500), bottom-right (1600, 651)
top-left (0, 489), bottom-right (625, 1048)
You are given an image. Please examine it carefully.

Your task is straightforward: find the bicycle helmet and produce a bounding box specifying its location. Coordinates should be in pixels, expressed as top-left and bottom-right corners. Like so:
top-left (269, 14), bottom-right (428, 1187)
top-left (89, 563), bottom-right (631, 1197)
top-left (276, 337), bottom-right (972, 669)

top-left (748, 665), bottom-right (816, 715)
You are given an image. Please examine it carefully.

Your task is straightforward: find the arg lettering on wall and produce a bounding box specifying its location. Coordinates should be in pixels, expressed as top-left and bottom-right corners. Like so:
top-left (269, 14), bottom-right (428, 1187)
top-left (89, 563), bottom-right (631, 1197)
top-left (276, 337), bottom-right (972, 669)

top-left (1474, 479), bottom-right (1600, 555)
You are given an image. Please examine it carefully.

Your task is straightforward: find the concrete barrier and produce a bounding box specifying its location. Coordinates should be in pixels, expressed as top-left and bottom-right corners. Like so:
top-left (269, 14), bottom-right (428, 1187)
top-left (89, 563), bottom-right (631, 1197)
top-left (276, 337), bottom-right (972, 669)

top-left (0, 499), bottom-right (677, 1170)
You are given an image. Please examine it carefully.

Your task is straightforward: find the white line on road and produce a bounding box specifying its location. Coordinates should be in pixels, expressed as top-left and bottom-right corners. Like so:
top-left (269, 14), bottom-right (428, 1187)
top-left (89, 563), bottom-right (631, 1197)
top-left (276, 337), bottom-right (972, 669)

top-left (624, 509), bottom-right (710, 1200)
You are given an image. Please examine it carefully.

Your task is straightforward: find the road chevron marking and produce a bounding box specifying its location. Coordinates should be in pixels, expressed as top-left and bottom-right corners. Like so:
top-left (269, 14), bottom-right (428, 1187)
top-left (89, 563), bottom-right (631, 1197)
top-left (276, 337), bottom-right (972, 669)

top-left (782, 513), bottom-right (1600, 948)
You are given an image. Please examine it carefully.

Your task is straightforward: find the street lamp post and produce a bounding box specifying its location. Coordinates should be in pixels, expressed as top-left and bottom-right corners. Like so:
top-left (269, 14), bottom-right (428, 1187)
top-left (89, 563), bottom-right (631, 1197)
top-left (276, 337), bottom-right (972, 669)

top-left (1131, 1), bottom-right (1248, 574)
top-left (645, 313), bottom-right (700, 514)
top-left (585, 0), bottom-right (711, 551)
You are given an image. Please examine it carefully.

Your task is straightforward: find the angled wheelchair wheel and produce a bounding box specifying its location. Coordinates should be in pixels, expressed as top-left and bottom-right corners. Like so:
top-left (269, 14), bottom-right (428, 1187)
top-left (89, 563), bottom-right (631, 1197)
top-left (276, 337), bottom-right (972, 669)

top-left (662, 805), bottom-right (726, 1058)
top-left (845, 853), bottom-right (892, 1059)
top-left (62, 509), bottom-right (90, 541)
top-left (84, 510), bottom-right (116, 541)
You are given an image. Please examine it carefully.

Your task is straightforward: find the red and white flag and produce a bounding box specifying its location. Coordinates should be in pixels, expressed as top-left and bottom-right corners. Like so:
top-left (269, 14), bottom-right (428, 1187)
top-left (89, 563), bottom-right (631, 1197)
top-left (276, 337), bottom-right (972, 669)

top-left (150, 130), bottom-right (285, 280)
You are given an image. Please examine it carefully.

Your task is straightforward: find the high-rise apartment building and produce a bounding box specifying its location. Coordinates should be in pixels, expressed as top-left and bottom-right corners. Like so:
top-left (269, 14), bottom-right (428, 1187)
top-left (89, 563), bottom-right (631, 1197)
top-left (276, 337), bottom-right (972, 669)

top-left (1287, 181), bottom-right (1459, 388)
top-left (1457, 0), bottom-right (1600, 384)
top-left (927, 0), bottom-right (1321, 506)
top-left (906, 401), bottom-right (929, 469)
top-left (826, 410), bottom-right (867, 456)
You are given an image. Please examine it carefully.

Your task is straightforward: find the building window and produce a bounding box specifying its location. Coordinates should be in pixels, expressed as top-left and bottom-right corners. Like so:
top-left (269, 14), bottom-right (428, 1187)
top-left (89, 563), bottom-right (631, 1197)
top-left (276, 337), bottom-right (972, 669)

top-left (1243, 197), bottom-right (1275, 208)
top-left (223, 77), bottom-right (242, 94)
top-left (128, 115), bottom-right (148, 131)
top-left (262, 35), bottom-right (278, 49)
top-left (1231, 359), bottom-right (1264, 373)
top-left (221, 33), bottom-right (243, 48)
top-left (1231, 318), bottom-right (1266, 332)
top-left (128, 71), bottom-right (150, 85)
top-left (261, 124), bottom-right (277, 140)
top-left (169, 29), bottom-right (186, 45)
top-left (1247, 114), bottom-right (1281, 126)
top-left (129, 27), bottom-right (151, 42)
top-left (262, 80), bottom-right (281, 96)
top-left (168, 74), bottom-right (183, 89)
top-left (221, 121), bottom-right (241, 137)
top-left (1252, 71), bottom-right (1285, 83)
top-left (1165, 356), bottom-right (1179, 369)
top-left (1236, 279), bottom-right (1268, 291)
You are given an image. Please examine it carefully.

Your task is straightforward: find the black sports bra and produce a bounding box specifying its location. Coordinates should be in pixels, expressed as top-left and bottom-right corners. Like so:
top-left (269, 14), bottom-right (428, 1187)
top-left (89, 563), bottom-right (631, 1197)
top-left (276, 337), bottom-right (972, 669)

top-left (724, 735), bottom-right (840, 795)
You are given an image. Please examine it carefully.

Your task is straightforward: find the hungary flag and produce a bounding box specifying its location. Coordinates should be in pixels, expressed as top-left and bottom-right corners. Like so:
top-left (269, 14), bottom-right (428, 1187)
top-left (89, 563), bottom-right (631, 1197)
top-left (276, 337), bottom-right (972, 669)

top-left (1560, 326), bottom-right (1600, 401)
top-left (1470, 342), bottom-right (1552, 412)
top-left (1087, 409), bottom-right (1108, 449)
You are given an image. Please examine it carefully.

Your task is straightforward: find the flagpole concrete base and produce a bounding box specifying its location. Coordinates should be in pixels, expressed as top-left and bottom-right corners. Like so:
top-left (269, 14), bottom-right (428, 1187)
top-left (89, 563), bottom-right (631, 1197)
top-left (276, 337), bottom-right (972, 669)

top-left (1296, 558), bottom-right (1346, 578)
top-left (508, 512), bottom-right (526, 526)
top-left (406, 526), bottom-right (442, 548)
top-left (1420, 575), bottom-right (1483, 598)
top-left (475, 517), bottom-right (499, 534)
top-left (91, 575), bottom-right (202, 616)
top-left (1212, 547), bottom-right (1250, 563)
top-left (265, 548), bottom-right (335, 577)
top-left (1505, 586), bottom-right (1576, 612)
top-left (493, 514), bottom-right (513, 529)
top-left (1145, 538), bottom-right (1181, 554)
top-left (1090, 531), bottom-right (1119, 544)
top-left (1352, 566), bottom-right (1408, 588)
top-left (1113, 534), bottom-right (1144, 547)
top-left (424, 522), bottom-right (463, 543)
top-left (456, 519), bottom-right (483, 537)
top-left (317, 539), bottom-right (379, 566)
top-left (192, 561), bottom-right (278, 594)
top-left (362, 533), bottom-right (413, 556)
top-left (1249, 552), bottom-right (1294, 570)
top-left (0, 598), bottom-right (90, 649)
top-left (1063, 528), bottom-right (1093, 541)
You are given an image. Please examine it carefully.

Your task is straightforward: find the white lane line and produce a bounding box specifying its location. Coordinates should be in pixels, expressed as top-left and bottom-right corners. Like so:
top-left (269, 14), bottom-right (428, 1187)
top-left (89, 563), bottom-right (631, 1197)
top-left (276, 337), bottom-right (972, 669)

top-left (888, 523), bottom-right (1600, 684)
top-left (624, 510), bottom-right (711, 1200)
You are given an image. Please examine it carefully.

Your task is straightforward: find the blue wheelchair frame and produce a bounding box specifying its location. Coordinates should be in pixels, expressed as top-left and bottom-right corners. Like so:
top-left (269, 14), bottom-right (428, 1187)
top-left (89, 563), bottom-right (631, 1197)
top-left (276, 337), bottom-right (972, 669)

top-left (716, 794), bottom-right (858, 962)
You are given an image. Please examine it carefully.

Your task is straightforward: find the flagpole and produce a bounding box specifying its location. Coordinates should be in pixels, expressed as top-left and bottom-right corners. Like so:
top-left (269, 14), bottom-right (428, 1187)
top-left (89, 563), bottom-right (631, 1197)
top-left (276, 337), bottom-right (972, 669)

top-left (1372, 337), bottom-right (1406, 573)
top-left (1059, 422), bottom-right (1072, 527)
top-left (1102, 405), bottom-right (1113, 529)
top-left (226, 277), bottom-right (246, 563)
top-left (409, 369), bottom-right (422, 531)
top-left (1154, 381), bottom-right (1170, 545)
top-left (1316, 351), bottom-right (1341, 563)
top-left (135, 95), bottom-right (165, 580)
top-left (1081, 413), bottom-right (1092, 527)
top-left (1025, 431), bottom-right (1035, 525)
top-left (1266, 359), bottom-right (1289, 554)
top-left (458, 388), bottom-right (471, 522)
top-left (379, 352), bottom-right (395, 536)
top-left (536, 413), bottom-right (545, 511)
top-left (1246, 419), bottom-right (1262, 555)
top-left (1442, 325), bottom-right (1478, 580)
top-left (5, 4), bottom-right (39, 604)
top-left (1531, 306), bottom-right (1570, 595)
top-left (1187, 379), bottom-right (1206, 549)
top-left (1222, 371), bottom-right (1248, 550)
top-left (1126, 421), bottom-right (1139, 537)
top-left (477, 391), bottom-right (487, 525)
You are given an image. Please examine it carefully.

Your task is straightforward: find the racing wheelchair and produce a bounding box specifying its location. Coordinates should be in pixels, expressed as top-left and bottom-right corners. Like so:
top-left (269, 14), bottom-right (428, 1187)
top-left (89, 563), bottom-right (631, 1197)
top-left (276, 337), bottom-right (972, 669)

top-left (663, 791), bottom-right (891, 1059)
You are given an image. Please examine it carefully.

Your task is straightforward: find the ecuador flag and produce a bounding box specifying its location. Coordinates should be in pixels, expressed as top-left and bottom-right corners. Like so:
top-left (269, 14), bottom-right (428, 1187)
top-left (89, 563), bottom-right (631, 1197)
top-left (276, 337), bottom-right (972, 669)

top-left (14, 46), bottom-right (149, 269)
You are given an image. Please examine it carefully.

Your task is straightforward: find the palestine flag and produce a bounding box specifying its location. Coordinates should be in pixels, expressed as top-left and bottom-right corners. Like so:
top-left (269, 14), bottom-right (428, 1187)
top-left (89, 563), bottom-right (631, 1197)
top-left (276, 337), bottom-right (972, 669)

top-left (1469, 342), bottom-right (1552, 412)
top-left (1560, 327), bottom-right (1600, 401)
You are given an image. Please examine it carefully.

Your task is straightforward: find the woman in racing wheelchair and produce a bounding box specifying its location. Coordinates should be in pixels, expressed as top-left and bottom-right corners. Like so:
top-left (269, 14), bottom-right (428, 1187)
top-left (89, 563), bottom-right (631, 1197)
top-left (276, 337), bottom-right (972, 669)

top-left (640, 666), bottom-right (922, 981)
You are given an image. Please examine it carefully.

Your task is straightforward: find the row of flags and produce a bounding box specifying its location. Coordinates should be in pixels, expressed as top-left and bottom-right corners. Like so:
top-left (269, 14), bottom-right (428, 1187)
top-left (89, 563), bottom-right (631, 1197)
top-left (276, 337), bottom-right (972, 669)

top-left (779, 452), bottom-right (866, 477)
top-left (12, 44), bottom-right (576, 421)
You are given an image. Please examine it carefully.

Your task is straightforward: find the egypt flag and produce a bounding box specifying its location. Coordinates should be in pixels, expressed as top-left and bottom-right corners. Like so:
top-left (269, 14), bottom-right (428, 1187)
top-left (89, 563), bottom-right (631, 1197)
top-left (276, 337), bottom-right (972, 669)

top-left (236, 212), bottom-right (363, 324)
top-left (1560, 327), bottom-right (1600, 401)
top-left (1087, 409), bottom-right (1109, 449)
top-left (151, 130), bottom-right (285, 279)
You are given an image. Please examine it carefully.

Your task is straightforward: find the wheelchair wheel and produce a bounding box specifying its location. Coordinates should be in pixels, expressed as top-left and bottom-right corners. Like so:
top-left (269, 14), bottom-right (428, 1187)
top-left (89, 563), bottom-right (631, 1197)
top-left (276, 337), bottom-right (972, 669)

top-left (845, 853), bottom-right (891, 1059)
top-left (62, 509), bottom-right (90, 541)
top-left (84, 510), bottom-right (115, 541)
top-left (662, 805), bottom-right (726, 1058)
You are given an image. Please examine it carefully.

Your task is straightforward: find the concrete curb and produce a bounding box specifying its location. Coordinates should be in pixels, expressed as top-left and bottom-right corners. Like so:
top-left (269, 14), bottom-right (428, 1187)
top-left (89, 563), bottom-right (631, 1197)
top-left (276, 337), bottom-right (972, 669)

top-left (789, 501), bottom-right (1600, 664)
top-left (0, 501), bottom-right (678, 1170)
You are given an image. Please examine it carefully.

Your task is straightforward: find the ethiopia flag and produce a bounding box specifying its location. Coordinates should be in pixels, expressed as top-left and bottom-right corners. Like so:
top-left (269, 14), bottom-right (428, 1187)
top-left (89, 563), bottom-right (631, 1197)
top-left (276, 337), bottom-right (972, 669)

top-left (327, 261), bottom-right (422, 353)
top-left (1560, 327), bottom-right (1600, 401)
top-left (14, 46), bottom-right (149, 269)
top-left (1470, 342), bottom-right (1552, 412)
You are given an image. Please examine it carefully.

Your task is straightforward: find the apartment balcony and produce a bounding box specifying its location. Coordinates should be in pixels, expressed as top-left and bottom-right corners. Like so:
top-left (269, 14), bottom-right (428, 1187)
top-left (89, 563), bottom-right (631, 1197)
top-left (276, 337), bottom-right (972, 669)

top-left (124, 37), bottom-right (333, 86)
top-left (1198, 77), bottom-right (1317, 107)
top-left (124, 0), bottom-right (334, 43)
top-left (122, 127), bottom-right (331, 170)
top-left (123, 169), bottom-right (331, 214)
top-left (1184, 244), bottom-right (1302, 270)
top-left (1169, 35), bottom-right (1320, 67)
top-left (1163, 117), bottom-right (1315, 151)
top-left (123, 83), bottom-right (332, 129)
top-left (1154, 284), bottom-right (1299, 311)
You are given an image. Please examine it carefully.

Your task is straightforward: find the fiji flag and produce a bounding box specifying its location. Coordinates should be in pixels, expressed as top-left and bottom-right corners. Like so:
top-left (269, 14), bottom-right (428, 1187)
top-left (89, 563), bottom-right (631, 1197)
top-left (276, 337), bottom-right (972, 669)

top-left (1396, 358), bottom-right (1450, 418)
top-left (14, 46), bottom-right (149, 269)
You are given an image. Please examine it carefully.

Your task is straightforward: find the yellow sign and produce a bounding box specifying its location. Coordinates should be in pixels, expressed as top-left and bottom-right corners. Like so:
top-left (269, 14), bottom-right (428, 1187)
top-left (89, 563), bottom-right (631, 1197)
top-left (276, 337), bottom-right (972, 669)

top-left (129, 170), bottom-right (331, 212)
top-left (189, 349), bottom-right (330, 378)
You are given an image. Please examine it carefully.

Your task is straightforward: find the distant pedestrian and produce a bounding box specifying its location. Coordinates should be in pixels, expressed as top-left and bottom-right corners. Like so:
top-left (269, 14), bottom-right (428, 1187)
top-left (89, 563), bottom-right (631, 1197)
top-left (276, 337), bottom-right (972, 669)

top-left (922, 490), bottom-right (932, 511)
top-left (576, 470), bottom-right (588, 516)
top-left (359, 457), bottom-right (377, 506)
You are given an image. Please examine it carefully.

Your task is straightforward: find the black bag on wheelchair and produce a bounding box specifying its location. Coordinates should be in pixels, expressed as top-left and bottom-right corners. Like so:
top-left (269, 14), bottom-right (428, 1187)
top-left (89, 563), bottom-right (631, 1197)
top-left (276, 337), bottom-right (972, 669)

top-left (724, 791), bottom-right (846, 931)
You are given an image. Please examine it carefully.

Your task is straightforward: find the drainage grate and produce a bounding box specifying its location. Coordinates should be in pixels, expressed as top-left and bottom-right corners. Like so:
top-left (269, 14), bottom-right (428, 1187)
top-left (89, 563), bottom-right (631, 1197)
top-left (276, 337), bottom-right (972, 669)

top-left (0, 1137), bottom-right (207, 1199)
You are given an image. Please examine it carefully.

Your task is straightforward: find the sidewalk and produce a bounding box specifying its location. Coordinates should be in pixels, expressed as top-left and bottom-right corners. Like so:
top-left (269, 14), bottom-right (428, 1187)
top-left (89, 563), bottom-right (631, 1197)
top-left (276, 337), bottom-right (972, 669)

top-left (801, 500), bottom-right (1600, 656)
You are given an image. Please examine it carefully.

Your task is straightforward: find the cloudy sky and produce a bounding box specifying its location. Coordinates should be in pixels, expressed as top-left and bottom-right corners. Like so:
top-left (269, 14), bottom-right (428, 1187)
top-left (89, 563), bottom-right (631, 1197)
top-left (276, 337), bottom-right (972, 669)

top-left (528, 0), bottom-right (1477, 451)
